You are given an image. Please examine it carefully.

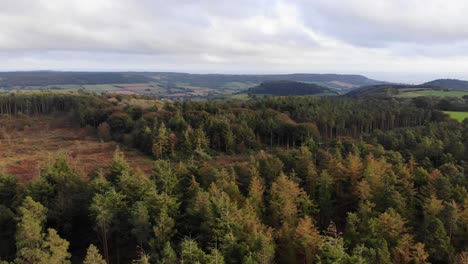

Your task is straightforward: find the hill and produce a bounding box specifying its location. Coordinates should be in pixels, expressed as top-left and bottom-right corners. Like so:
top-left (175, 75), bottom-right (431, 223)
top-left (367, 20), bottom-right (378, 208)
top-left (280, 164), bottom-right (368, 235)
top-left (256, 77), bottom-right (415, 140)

top-left (0, 72), bottom-right (386, 97)
top-left (0, 72), bottom-right (153, 87)
top-left (345, 84), bottom-right (442, 98)
top-left (147, 72), bottom-right (385, 90)
top-left (422, 79), bottom-right (468, 90)
top-left (247, 80), bottom-right (336, 96)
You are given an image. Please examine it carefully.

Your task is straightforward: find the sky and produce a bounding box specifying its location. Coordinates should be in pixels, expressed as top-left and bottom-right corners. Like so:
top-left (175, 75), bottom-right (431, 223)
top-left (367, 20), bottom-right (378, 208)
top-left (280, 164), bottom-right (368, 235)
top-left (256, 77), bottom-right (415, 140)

top-left (1, 0), bottom-right (468, 83)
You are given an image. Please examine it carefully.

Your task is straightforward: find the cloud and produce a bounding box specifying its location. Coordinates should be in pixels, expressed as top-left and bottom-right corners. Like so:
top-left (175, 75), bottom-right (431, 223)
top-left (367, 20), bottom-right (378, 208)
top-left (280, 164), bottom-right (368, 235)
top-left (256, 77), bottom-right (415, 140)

top-left (0, 0), bottom-right (468, 82)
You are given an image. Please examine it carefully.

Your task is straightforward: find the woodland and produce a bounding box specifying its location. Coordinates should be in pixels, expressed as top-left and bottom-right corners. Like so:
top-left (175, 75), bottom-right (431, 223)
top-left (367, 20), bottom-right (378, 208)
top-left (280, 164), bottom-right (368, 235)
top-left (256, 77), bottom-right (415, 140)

top-left (0, 92), bottom-right (466, 263)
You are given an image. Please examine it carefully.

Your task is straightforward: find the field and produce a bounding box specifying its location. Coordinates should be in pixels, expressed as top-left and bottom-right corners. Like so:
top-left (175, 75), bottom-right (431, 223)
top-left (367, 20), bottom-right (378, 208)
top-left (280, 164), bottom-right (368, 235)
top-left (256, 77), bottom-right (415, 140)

top-left (416, 90), bottom-right (468, 97)
top-left (0, 114), bottom-right (153, 182)
top-left (444, 111), bottom-right (468, 121)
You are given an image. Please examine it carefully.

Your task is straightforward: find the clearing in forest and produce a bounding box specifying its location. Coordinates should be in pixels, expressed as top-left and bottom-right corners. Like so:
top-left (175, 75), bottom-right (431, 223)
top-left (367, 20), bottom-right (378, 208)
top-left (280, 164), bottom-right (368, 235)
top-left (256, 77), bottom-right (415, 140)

top-left (0, 114), bottom-right (153, 183)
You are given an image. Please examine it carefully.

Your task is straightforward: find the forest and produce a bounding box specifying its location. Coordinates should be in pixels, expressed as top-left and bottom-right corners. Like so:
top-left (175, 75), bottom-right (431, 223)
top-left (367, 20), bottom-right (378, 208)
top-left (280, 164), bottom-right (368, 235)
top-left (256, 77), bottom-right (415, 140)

top-left (247, 81), bottom-right (335, 96)
top-left (0, 92), bottom-right (467, 264)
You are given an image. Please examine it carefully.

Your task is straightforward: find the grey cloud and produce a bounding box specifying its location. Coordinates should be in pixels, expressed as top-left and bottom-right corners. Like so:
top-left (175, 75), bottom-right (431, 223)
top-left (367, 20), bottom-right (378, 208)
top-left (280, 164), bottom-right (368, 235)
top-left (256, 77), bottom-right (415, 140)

top-left (299, 0), bottom-right (468, 46)
top-left (1, 0), bottom-right (468, 81)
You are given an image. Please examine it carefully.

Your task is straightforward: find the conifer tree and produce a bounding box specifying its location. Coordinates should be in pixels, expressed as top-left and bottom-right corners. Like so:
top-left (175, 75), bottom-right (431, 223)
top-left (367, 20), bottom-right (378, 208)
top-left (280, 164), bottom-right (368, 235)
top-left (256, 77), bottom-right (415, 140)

top-left (89, 189), bottom-right (125, 262)
top-left (15, 197), bottom-right (71, 264)
top-left (83, 244), bottom-right (106, 264)
top-left (152, 122), bottom-right (169, 159)
top-left (108, 147), bottom-right (131, 182)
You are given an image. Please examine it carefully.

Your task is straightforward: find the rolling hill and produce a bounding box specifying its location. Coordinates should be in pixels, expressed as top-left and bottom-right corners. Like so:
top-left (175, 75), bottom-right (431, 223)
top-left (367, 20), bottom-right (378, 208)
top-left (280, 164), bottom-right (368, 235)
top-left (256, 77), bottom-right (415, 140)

top-left (346, 78), bottom-right (468, 99)
top-left (146, 72), bottom-right (385, 90)
top-left (345, 84), bottom-right (446, 98)
top-left (0, 71), bottom-right (385, 94)
top-left (422, 79), bottom-right (468, 90)
top-left (0, 72), bottom-right (153, 86)
top-left (247, 80), bottom-right (337, 96)
top-left (346, 84), bottom-right (415, 98)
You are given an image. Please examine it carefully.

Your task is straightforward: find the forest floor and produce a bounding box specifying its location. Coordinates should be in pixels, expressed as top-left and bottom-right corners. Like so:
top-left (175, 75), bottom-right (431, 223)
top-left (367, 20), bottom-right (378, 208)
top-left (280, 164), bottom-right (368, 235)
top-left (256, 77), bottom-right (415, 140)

top-left (0, 114), bottom-right (153, 183)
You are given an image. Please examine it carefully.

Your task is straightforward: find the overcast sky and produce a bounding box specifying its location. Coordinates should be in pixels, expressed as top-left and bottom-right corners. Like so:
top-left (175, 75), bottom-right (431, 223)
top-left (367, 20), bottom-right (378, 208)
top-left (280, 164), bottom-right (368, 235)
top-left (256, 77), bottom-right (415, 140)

top-left (1, 0), bottom-right (468, 83)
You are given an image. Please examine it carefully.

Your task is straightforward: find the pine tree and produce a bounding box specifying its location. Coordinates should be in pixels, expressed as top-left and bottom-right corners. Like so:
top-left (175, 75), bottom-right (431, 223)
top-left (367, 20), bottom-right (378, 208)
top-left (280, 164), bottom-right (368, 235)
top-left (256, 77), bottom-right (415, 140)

top-left (42, 229), bottom-right (71, 264)
top-left (89, 189), bottom-right (125, 262)
top-left (15, 197), bottom-right (71, 264)
top-left (151, 206), bottom-right (176, 256)
top-left (180, 239), bottom-right (209, 263)
top-left (83, 244), bottom-right (106, 264)
top-left (317, 170), bottom-right (334, 228)
top-left (108, 147), bottom-right (131, 182)
top-left (192, 127), bottom-right (209, 153)
top-left (152, 123), bottom-right (169, 159)
top-left (15, 197), bottom-right (49, 264)
top-left (157, 242), bottom-right (177, 264)
top-left (153, 160), bottom-right (179, 195)
top-left (130, 202), bottom-right (151, 247)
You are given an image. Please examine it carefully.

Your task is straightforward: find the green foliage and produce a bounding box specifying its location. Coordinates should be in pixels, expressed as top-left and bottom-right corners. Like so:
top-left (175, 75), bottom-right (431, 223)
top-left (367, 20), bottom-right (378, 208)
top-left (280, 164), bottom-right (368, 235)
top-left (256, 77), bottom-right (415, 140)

top-left (15, 197), bottom-right (71, 264)
top-left (157, 242), bottom-right (177, 264)
top-left (108, 147), bottom-right (131, 182)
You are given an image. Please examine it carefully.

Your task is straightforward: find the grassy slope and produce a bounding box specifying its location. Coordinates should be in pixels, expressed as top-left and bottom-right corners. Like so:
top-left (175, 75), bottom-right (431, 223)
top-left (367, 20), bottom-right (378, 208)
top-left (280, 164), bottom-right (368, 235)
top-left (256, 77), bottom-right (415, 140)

top-left (416, 90), bottom-right (468, 97)
top-left (444, 111), bottom-right (468, 121)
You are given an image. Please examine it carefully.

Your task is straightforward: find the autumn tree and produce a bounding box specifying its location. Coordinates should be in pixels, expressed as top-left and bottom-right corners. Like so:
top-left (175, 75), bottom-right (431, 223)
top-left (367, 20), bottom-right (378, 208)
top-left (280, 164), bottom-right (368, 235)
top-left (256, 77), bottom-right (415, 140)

top-left (294, 216), bottom-right (323, 264)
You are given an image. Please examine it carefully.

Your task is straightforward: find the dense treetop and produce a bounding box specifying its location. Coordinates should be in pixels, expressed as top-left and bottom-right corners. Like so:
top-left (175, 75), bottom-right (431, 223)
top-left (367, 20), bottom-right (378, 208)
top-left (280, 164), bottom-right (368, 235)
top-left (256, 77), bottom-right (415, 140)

top-left (0, 92), bottom-right (466, 263)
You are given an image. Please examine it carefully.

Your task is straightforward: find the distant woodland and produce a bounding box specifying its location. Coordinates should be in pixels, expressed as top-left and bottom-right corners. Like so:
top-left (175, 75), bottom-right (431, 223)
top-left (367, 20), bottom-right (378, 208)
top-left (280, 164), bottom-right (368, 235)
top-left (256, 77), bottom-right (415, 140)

top-left (247, 80), bottom-right (336, 96)
top-left (0, 92), bottom-right (466, 264)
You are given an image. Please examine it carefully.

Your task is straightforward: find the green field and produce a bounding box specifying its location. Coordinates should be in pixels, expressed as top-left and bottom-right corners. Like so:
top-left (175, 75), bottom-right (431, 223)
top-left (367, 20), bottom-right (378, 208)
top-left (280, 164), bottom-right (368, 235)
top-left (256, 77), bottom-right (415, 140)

top-left (415, 90), bottom-right (468, 97)
top-left (444, 111), bottom-right (468, 121)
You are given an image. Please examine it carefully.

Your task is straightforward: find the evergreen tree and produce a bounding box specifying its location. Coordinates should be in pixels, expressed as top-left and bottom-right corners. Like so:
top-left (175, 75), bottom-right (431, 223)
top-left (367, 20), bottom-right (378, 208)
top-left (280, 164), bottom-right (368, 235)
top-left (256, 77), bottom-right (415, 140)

top-left (15, 197), bottom-right (71, 264)
top-left (108, 147), bottom-right (131, 182)
top-left (83, 244), bottom-right (106, 264)
top-left (152, 123), bottom-right (169, 159)
top-left (157, 242), bottom-right (177, 264)
top-left (89, 189), bottom-right (125, 262)
top-left (317, 170), bottom-right (334, 228)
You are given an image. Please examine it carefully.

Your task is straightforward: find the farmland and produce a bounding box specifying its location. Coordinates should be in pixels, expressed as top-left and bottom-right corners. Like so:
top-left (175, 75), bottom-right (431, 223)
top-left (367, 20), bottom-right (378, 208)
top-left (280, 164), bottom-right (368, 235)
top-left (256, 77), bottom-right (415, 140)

top-left (395, 89), bottom-right (468, 98)
top-left (415, 90), bottom-right (468, 97)
top-left (444, 111), bottom-right (468, 121)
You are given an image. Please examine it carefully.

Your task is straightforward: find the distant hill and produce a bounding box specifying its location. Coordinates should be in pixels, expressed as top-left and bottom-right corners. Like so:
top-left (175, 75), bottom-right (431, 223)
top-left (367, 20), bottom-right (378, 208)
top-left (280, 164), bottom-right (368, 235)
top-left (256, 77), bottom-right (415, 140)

top-left (345, 84), bottom-right (442, 98)
top-left (0, 71), bottom-right (385, 90)
top-left (247, 80), bottom-right (337, 96)
top-left (148, 72), bottom-right (385, 90)
top-left (0, 72), bottom-right (153, 87)
top-left (422, 79), bottom-right (468, 90)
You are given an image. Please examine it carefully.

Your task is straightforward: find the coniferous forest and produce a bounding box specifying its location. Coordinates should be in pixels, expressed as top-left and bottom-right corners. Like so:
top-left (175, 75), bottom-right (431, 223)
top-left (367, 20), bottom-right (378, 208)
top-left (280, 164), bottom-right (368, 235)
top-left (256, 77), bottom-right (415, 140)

top-left (0, 92), bottom-right (467, 264)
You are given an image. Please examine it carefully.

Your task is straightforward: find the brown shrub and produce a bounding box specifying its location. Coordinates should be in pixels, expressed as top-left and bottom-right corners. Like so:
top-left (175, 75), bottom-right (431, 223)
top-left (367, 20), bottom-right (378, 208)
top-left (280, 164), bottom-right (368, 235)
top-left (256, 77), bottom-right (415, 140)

top-left (97, 122), bottom-right (111, 141)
